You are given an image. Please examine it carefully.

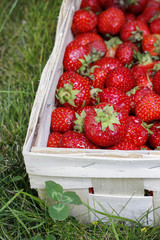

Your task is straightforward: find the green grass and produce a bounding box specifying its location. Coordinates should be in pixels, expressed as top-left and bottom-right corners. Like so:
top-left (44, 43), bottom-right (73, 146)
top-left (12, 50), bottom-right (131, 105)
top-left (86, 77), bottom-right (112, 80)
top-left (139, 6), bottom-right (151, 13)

top-left (1, 0), bottom-right (160, 239)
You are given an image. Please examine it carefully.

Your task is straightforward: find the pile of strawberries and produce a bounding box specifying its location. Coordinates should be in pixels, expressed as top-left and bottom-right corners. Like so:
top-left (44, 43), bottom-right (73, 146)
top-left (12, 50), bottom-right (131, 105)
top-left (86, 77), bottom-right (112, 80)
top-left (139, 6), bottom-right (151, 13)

top-left (47, 0), bottom-right (160, 150)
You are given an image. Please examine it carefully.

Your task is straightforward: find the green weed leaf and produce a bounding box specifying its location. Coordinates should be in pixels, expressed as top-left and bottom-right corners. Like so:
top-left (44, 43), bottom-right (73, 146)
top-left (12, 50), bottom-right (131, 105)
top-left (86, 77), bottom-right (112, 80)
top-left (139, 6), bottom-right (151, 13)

top-left (46, 235), bottom-right (56, 240)
top-left (45, 181), bottom-right (63, 201)
top-left (48, 203), bottom-right (69, 221)
top-left (62, 191), bottom-right (82, 205)
top-left (30, 236), bottom-right (44, 240)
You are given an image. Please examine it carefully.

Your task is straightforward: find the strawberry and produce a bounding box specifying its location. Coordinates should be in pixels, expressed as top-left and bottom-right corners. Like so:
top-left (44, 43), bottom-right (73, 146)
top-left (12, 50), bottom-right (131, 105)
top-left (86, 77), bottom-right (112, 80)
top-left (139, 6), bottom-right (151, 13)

top-left (73, 106), bottom-right (93, 132)
top-left (124, 116), bottom-right (149, 146)
top-left (140, 145), bottom-right (151, 150)
top-left (126, 0), bottom-right (148, 15)
top-left (84, 102), bottom-right (129, 147)
top-left (148, 122), bottom-right (160, 148)
top-left (74, 32), bottom-right (103, 46)
top-left (80, 0), bottom-right (102, 13)
top-left (86, 65), bottom-right (107, 89)
top-left (137, 6), bottom-right (159, 24)
top-left (63, 40), bottom-right (89, 72)
top-left (86, 39), bottom-right (107, 56)
top-left (105, 66), bottom-right (135, 93)
top-left (104, 0), bottom-right (125, 12)
top-left (127, 86), bottom-right (152, 114)
top-left (125, 13), bottom-right (136, 22)
top-left (153, 70), bottom-right (160, 95)
top-left (142, 34), bottom-right (160, 56)
top-left (109, 139), bottom-right (140, 150)
top-left (59, 130), bottom-right (99, 149)
top-left (56, 71), bottom-right (90, 111)
top-left (115, 42), bottom-right (138, 65)
top-left (105, 37), bottom-right (123, 58)
top-left (135, 74), bottom-right (153, 89)
top-left (98, 7), bottom-right (125, 35)
top-left (150, 18), bottom-right (160, 34)
top-left (47, 132), bottom-right (62, 148)
top-left (50, 107), bottom-right (75, 133)
top-left (100, 87), bottom-right (130, 114)
top-left (94, 57), bottom-right (124, 75)
top-left (135, 91), bottom-right (160, 122)
top-left (72, 9), bottom-right (97, 34)
top-left (120, 20), bottom-right (150, 43)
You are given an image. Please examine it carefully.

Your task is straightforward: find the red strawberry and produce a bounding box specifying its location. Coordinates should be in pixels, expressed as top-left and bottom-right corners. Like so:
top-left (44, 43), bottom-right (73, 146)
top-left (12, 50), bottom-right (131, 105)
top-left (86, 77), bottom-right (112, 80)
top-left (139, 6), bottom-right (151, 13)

top-left (105, 37), bottom-right (123, 58)
top-left (109, 139), bottom-right (140, 150)
top-left (72, 9), bottom-right (97, 34)
top-left (56, 71), bottom-right (90, 111)
top-left (84, 102), bottom-right (129, 147)
top-left (135, 74), bottom-right (153, 89)
top-left (80, 0), bottom-right (102, 13)
top-left (150, 18), bottom-right (160, 34)
top-left (142, 34), bottom-right (160, 56)
top-left (47, 132), bottom-right (62, 148)
top-left (153, 70), bottom-right (160, 95)
top-left (137, 6), bottom-right (159, 24)
top-left (59, 130), bottom-right (99, 149)
top-left (63, 40), bottom-right (89, 72)
top-left (100, 87), bottom-right (130, 114)
top-left (104, 0), bottom-right (125, 12)
top-left (50, 107), bottom-right (75, 133)
top-left (125, 13), bottom-right (136, 22)
top-left (124, 116), bottom-right (149, 146)
top-left (120, 20), bottom-right (150, 43)
top-left (105, 67), bottom-right (135, 93)
top-left (73, 106), bottom-right (93, 132)
top-left (148, 122), bottom-right (160, 148)
top-left (74, 32), bottom-right (103, 46)
top-left (126, 0), bottom-right (148, 15)
top-left (135, 91), bottom-right (160, 122)
top-left (115, 42), bottom-right (138, 65)
top-left (86, 65), bottom-right (107, 89)
top-left (86, 39), bottom-right (107, 56)
top-left (140, 145), bottom-right (151, 150)
top-left (98, 7), bottom-right (125, 35)
top-left (94, 57), bottom-right (124, 75)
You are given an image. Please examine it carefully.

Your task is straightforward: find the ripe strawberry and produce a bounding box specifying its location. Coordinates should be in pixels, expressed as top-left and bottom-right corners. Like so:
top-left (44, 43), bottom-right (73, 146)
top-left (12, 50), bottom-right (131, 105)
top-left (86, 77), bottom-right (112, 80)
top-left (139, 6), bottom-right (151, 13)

top-left (94, 57), bottom-right (124, 75)
top-left (63, 40), bottom-right (89, 72)
top-left (153, 70), bottom-right (160, 95)
top-left (105, 67), bottom-right (135, 93)
top-left (86, 65), bottom-right (107, 89)
top-left (50, 107), bottom-right (75, 133)
top-left (137, 6), bottom-right (159, 24)
top-left (98, 7), bottom-right (125, 35)
top-left (105, 37), bottom-right (123, 58)
top-left (124, 116), bottom-right (149, 146)
top-left (120, 20), bottom-right (150, 43)
top-left (125, 13), bottom-right (136, 22)
top-left (56, 71), bottom-right (90, 111)
top-left (73, 106), bottom-right (93, 132)
top-left (72, 9), bottom-right (97, 34)
top-left (140, 145), bottom-right (151, 150)
top-left (135, 74), bottom-right (153, 89)
top-left (100, 87), bottom-right (130, 114)
top-left (150, 18), bottom-right (160, 34)
top-left (84, 102), bottom-right (129, 147)
top-left (148, 122), bottom-right (160, 148)
top-left (109, 139), bottom-right (140, 150)
top-left (74, 32), bottom-right (103, 46)
top-left (142, 34), bottom-right (160, 56)
top-left (86, 39), bottom-right (107, 56)
top-left (126, 0), bottom-right (148, 15)
top-left (104, 0), bottom-right (125, 12)
top-left (115, 42), bottom-right (138, 65)
top-left (135, 91), bottom-right (160, 122)
top-left (59, 130), bottom-right (99, 149)
top-left (80, 0), bottom-right (102, 13)
top-left (127, 86), bottom-right (152, 114)
top-left (47, 132), bottom-right (62, 148)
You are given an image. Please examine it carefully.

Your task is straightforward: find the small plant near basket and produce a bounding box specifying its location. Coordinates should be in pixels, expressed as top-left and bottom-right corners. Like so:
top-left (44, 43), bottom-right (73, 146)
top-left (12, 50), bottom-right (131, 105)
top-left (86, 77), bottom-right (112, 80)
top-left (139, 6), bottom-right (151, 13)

top-left (45, 181), bottom-right (82, 221)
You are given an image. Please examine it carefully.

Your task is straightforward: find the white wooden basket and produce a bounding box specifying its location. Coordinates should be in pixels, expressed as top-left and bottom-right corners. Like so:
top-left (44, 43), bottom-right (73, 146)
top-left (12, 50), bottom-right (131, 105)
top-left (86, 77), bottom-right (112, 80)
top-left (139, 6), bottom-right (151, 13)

top-left (23, 0), bottom-right (160, 225)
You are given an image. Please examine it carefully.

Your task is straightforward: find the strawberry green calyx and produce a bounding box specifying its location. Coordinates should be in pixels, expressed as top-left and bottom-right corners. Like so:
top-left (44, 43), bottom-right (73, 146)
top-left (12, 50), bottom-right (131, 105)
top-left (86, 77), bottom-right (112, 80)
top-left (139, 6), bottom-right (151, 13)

top-left (105, 37), bottom-right (122, 49)
top-left (153, 38), bottom-right (160, 54)
top-left (78, 50), bottom-right (104, 76)
top-left (130, 26), bottom-right (144, 42)
top-left (73, 110), bottom-right (86, 133)
top-left (82, 65), bottom-right (100, 80)
top-left (94, 105), bottom-right (120, 132)
top-left (141, 122), bottom-right (153, 134)
top-left (134, 52), bottom-right (152, 65)
top-left (150, 11), bottom-right (160, 23)
top-left (152, 63), bottom-right (160, 72)
top-left (126, 86), bottom-right (140, 96)
top-left (56, 83), bottom-right (80, 107)
top-left (127, 0), bottom-right (139, 5)
top-left (90, 88), bottom-right (102, 105)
